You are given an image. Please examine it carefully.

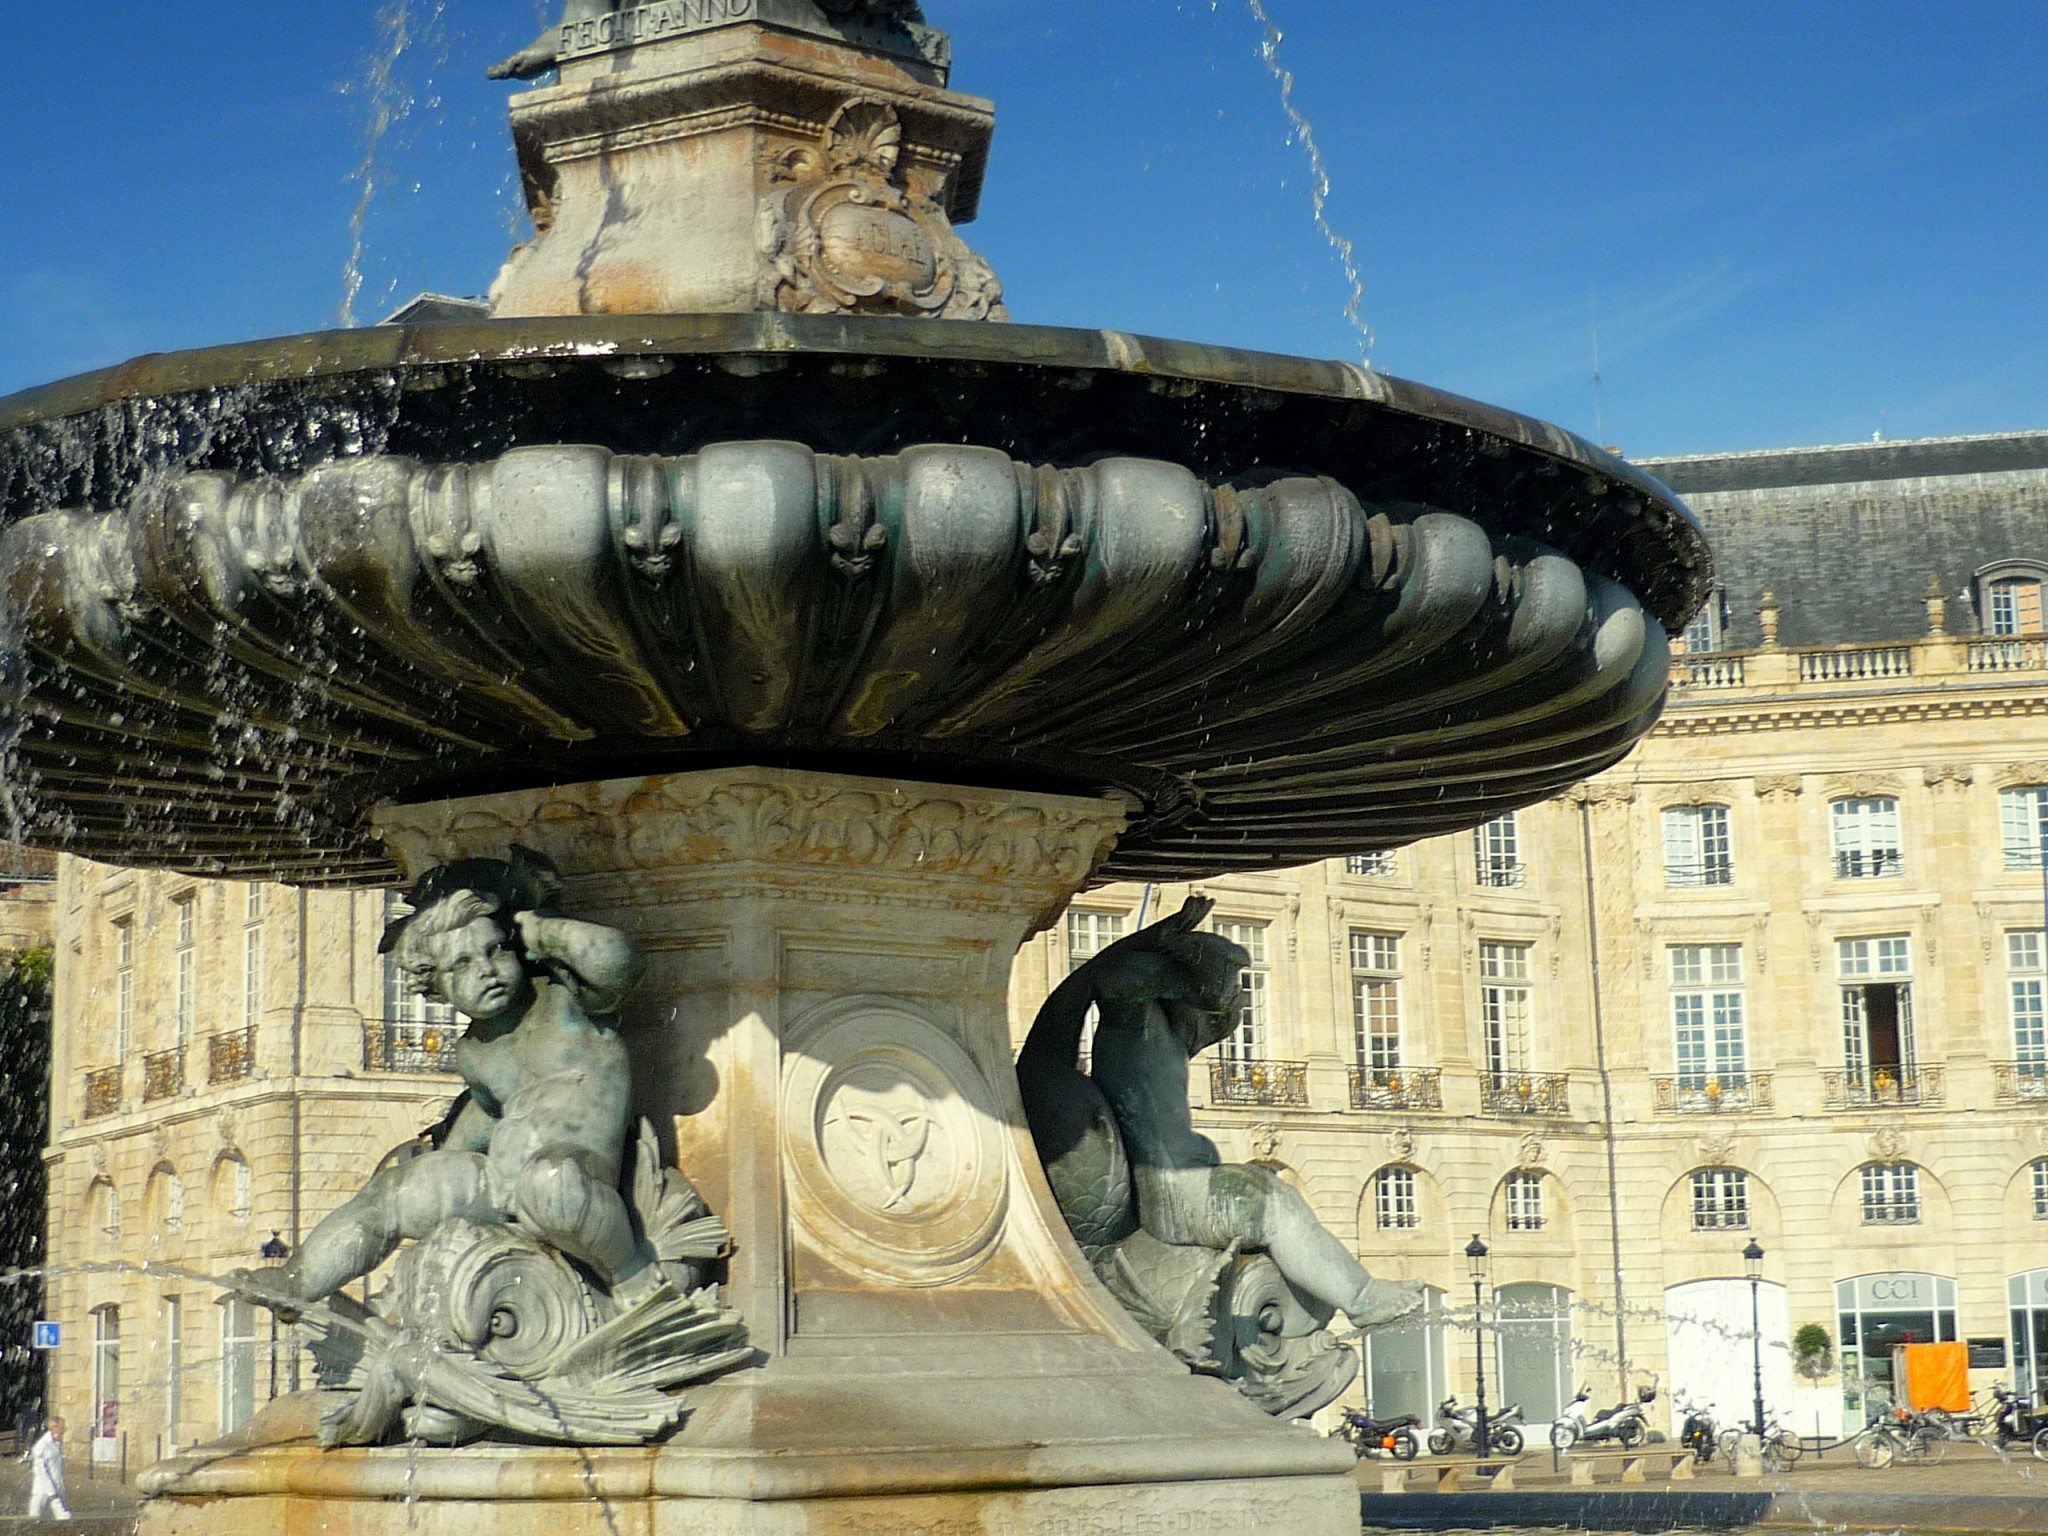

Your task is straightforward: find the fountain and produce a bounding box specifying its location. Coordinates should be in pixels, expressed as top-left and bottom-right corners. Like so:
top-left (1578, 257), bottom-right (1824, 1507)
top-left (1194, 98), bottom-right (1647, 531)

top-left (0, 4), bottom-right (1711, 1533)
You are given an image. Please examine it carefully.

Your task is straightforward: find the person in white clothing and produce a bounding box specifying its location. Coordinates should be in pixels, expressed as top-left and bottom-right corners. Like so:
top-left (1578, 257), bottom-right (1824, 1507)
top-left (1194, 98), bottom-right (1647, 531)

top-left (25, 1417), bottom-right (69, 1521)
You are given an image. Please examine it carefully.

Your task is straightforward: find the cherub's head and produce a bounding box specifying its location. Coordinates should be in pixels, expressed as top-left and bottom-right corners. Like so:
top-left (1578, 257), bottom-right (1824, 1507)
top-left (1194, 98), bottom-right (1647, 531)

top-left (380, 848), bottom-right (561, 1025)
top-left (1151, 926), bottom-right (1249, 1059)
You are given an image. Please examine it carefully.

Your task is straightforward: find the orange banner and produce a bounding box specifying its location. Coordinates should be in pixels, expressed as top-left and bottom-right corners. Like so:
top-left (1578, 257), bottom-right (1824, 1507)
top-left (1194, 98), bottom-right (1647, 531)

top-left (1899, 1341), bottom-right (1971, 1412)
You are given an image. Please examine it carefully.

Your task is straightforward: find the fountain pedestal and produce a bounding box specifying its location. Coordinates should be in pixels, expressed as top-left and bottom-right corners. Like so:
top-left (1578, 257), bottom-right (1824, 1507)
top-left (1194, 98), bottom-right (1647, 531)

top-left (139, 768), bottom-right (1357, 1536)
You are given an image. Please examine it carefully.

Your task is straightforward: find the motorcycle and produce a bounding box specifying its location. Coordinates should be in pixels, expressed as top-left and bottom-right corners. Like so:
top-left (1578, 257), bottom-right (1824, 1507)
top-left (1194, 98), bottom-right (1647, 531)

top-left (1672, 1390), bottom-right (1719, 1465)
top-left (1426, 1396), bottom-right (1526, 1457)
top-left (1335, 1407), bottom-right (1419, 1459)
top-left (1551, 1381), bottom-right (1658, 1452)
top-left (1982, 1383), bottom-right (2048, 1461)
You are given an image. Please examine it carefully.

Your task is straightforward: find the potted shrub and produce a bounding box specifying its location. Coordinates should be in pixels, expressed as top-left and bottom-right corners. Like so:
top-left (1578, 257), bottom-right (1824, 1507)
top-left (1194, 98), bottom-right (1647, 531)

top-left (1793, 1323), bottom-right (1834, 1380)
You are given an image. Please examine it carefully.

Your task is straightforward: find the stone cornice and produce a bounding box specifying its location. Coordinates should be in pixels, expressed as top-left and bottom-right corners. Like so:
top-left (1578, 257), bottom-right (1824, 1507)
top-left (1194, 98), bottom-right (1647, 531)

top-left (374, 768), bottom-right (1127, 927)
top-left (1658, 690), bottom-right (2048, 737)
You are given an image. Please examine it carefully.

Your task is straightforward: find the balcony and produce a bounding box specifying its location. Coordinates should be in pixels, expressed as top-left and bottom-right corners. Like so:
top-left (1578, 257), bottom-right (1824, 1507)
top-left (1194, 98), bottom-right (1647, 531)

top-left (1994, 1061), bottom-right (2048, 1105)
top-left (1474, 858), bottom-right (1527, 890)
top-left (1481, 1072), bottom-right (1571, 1117)
top-left (142, 1047), bottom-right (185, 1102)
top-left (1823, 1065), bottom-right (1945, 1109)
top-left (1799, 645), bottom-right (1914, 683)
top-left (1679, 655), bottom-right (1747, 689)
top-left (1348, 1065), bottom-right (1443, 1112)
top-left (82, 1066), bottom-right (121, 1119)
top-left (364, 1019), bottom-right (462, 1074)
top-left (1834, 849), bottom-right (1903, 880)
top-left (1209, 1058), bottom-right (1310, 1108)
top-left (208, 1028), bottom-right (255, 1084)
top-left (1663, 860), bottom-right (1735, 889)
top-left (1651, 1072), bottom-right (1773, 1114)
top-left (1970, 638), bottom-right (2048, 672)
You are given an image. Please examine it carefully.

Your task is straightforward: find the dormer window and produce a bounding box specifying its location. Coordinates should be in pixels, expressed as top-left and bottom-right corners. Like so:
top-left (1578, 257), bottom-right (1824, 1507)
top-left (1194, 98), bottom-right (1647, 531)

top-left (1681, 590), bottom-right (1726, 654)
top-left (1976, 562), bottom-right (2048, 636)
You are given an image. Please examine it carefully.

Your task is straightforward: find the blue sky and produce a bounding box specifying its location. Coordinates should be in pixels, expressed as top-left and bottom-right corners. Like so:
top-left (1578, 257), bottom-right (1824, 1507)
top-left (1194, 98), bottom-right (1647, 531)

top-left (1, 1), bottom-right (2042, 456)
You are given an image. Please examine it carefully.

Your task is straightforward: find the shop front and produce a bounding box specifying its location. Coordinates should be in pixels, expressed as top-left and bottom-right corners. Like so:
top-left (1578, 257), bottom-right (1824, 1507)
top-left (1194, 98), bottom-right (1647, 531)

top-left (1836, 1272), bottom-right (1957, 1430)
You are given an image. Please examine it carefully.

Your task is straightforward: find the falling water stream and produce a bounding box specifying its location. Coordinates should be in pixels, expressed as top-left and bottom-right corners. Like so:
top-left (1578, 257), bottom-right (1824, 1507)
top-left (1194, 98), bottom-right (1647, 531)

top-left (1243, 0), bottom-right (1372, 364)
top-left (341, 1), bottom-right (449, 328)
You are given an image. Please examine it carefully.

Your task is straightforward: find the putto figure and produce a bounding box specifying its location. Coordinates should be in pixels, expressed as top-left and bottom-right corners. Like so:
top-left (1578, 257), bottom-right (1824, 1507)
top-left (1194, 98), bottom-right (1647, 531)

top-left (1020, 898), bottom-right (1422, 1417)
top-left (275, 850), bottom-right (654, 1302)
top-left (246, 849), bottom-right (749, 1448)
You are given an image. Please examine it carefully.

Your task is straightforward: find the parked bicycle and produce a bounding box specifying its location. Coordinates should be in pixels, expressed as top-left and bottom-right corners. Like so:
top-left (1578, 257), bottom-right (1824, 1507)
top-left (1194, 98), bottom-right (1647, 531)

top-left (1717, 1415), bottom-right (1805, 1472)
top-left (1427, 1396), bottom-right (1526, 1457)
top-left (1853, 1409), bottom-right (1945, 1469)
top-left (1335, 1407), bottom-right (1420, 1460)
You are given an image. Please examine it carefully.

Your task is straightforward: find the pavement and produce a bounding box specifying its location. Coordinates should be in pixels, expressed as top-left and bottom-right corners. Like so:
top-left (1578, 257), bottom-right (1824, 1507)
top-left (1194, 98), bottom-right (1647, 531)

top-left (0, 1452), bottom-right (142, 1531)
top-left (1357, 1440), bottom-right (2048, 1531)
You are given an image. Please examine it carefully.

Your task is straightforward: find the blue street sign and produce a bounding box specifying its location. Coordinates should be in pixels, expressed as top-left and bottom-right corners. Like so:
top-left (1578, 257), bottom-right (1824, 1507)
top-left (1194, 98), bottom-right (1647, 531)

top-left (31, 1321), bottom-right (59, 1350)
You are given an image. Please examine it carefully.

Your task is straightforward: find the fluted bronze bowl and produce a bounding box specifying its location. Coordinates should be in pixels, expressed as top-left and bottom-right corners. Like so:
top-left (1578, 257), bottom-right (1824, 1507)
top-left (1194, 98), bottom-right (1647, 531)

top-left (0, 313), bottom-right (1709, 887)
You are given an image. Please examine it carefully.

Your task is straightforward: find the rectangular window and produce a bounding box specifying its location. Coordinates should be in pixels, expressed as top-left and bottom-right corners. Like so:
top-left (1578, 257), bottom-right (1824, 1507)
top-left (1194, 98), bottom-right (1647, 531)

top-left (113, 917), bottom-right (133, 1063)
top-left (1375, 1167), bottom-right (1419, 1230)
top-left (162, 1296), bottom-right (183, 1453)
top-left (1350, 931), bottom-right (1402, 1073)
top-left (1475, 814), bottom-right (1524, 887)
top-left (1211, 918), bottom-right (1270, 1064)
top-left (1860, 1163), bottom-right (1920, 1225)
top-left (1690, 1168), bottom-right (1750, 1230)
top-left (173, 894), bottom-right (196, 1051)
top-left (2033, 1160), bottom-right (2048, 1221)
top-left (1839, 936), bottom-right (1915, 1084)
top-left (243, 888), bottom-right (264, 1033)
top-left (91, 1308), bottom-right (120, 1452)
top-left (1346, 852), bottom-right (1398, 878)
top-left (382, 894), bottom-right (458, 1029)
top-left (1505, 1172), bottom-right (1545, 1231)
top-left (1832, 797), bottom-right (1903, 879)
top-left (2002, 788), bottom-right (2048, 870)
top-left (1682, 600), bottom-right (1720, 655)
top-left (1064, 908), bottom-right (1125, 972)
top-left (1670, 944), bottom-right (1747, 1086)
top-left (1662, 804), bottom-right (1733, 887)
top-left (1990, 578), bottom-right (2045, 637)
top-left (220, 1298), bottom-right (257, 1434)
top-left (1480, 941), bottom-right (1533, 1077)
top-left (2012, 931), bottom-right (2047, 1065)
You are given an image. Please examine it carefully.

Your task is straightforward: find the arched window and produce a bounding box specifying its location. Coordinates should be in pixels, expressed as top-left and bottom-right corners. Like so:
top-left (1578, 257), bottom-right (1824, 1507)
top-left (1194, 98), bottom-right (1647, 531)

top-left (216, 1155), bottom-right (252, 1226)
top-left (1977, 562), bottom-right (2048, 637)
top-left (1373, 1166), bottom-right (1419, 1231)
top-left (91, 1306), bottom-right (120, 1452)
top-left (89, 1178), bottom-right (120, 1243)
top-left (1860, 1162), bottom-right (1920, 1225)
top-left (148, 1164), bottom-right (185, 1236)
top-left (1504, 1170), bottom-right (1545, 1231)
top-left (1689, 1168), bottom-right (1749, 1231)
top-left (1495, 1282), bottom-right (1573, 1423)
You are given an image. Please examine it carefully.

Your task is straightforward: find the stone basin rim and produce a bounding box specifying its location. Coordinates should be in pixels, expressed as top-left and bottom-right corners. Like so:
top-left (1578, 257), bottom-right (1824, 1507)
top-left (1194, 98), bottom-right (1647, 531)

top-left (0, 311), bottom-right (1710, 628)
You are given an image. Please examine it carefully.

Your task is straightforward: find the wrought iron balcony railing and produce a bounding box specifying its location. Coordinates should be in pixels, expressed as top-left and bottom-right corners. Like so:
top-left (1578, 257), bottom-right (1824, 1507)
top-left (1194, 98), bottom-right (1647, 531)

top-left (82, 1066), bottom-right (122, 1119)
top-left (1663, 860), bottom-right (1735, 888)
top-left (1347, 1065), bottom-right (1443, 1112)
top-left (1209, 1058), bottom-right (1310, 1108)
top-left (1473, 858), bottom-right (1527, 889)
top-left (1651, 1072), bottom-right (1772, 1114)
top-left (1481, 1072), bottom-right (1570, 1117)
top-left (1834, 849), bottom-right (1903, 880)
top-left (1994, 1060), bottom-right (2048, 1104)
top-left (364, 1019), bottom-right (463, 1075)
top-left (208, 1028), bottom-right (255, 1084)
top-left (142, 1046), bottom-right (184, 1103)
top-left (1823, 1065), bottom-right (1944, 1109)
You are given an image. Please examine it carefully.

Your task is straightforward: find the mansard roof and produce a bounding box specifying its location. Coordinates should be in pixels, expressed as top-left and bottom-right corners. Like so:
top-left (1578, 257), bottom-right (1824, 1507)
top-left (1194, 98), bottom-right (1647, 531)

top-left (1636, 431), bottom-right (2048, 650)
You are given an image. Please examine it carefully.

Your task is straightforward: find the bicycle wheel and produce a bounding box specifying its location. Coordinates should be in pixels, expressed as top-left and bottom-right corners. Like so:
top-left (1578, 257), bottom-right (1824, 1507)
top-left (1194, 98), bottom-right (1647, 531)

top-left (1391, 1427), bottom-right (1419, 1461)
top-left (1769, 1427), bottom-right (1805, 1466)
top-left (1717, 1428), bottom-right (1742, 1467)
top-left (1854, 1427), bottom-right (1897, 1469)
top-left (1493, 1425), bottom-right (1525, 1457)
top-left (1898, 1428), bottom-right (1941, 1465)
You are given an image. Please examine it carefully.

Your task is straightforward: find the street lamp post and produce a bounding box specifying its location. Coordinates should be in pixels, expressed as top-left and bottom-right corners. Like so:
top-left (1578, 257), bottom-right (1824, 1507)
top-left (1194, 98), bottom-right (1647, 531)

top-left (1467, 1234), bottom-right (1491, 1459)
top-left (258, 1232), bottom-right (289, 1401)
top-left (1744, 1238), bottom-right (1767, 1442)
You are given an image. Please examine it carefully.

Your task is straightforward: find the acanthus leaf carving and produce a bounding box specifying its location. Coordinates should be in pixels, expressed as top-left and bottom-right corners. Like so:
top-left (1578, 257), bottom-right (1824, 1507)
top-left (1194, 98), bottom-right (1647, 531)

top-left (1754, 774), bottom-right (1803, 801)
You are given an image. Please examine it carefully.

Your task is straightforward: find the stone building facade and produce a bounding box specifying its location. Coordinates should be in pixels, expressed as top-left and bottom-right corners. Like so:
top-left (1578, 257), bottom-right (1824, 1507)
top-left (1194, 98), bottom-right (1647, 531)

top-left (1007, 430), bottom-right (2048, 1439)
top-left (39, 873), bottom-right (457, 1464)
top-left (36, 428), bottom-right (2048, 1454)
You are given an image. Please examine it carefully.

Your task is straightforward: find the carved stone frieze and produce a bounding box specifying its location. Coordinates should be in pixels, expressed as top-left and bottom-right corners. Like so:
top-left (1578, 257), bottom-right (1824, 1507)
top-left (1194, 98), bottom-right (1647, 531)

top-left (1996, 762), bottom-right (2048, 789)
top-left (1825, 772), bottom-right (1903, 800)
top-left (1923, 764), bottom-right (1975, 792)
top-left (1755, 774), bottom-right (1804, 801)
top-left (1695, 1131), bottom-right (1738, 1168)
top-left (763, 100), bottom-right (1006, 321)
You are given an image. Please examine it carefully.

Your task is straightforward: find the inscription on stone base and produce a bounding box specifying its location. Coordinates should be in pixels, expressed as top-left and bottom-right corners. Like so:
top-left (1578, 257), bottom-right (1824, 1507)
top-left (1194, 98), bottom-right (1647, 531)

top-left (559, 0), bottom-right (758, 61)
